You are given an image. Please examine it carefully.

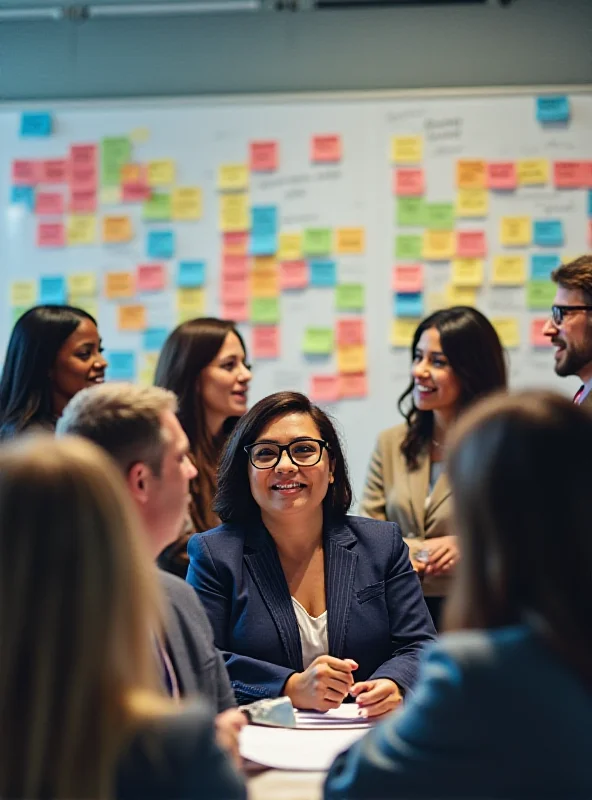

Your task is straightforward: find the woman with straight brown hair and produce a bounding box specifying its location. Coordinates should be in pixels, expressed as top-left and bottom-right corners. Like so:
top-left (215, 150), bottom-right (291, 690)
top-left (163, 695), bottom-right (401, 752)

top-left (0, 435), bottom-right (245, 800)
top-left (155, 318), bottom-right (251, 577)
top-left (325, 391), bottom-right (592, 799)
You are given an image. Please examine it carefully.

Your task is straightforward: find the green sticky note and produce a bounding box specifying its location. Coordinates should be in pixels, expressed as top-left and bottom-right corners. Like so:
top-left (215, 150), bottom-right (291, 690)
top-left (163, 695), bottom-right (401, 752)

top-left (11, 306), bottom-right (30, 325)
top-left (101, 136), bottom-right (131, 186)
top-left (395, 235), bottom-right (422, 260)
top-left (396, 198), bottom-right (426, 227)
top-left (526, 280), bottom-right (556, 309)
top-left (303, 228), bottom-right (332, 256)
top-left (143, 193), bottom-right (172, 221)
top-left (336, 283), bottom-right (365, 311)
top-left (251, 297), bottom-right (280, 324)
top-left (303, 327), bottom-right (334, 355)
top-left (425, 202), bottom-right (455, 230)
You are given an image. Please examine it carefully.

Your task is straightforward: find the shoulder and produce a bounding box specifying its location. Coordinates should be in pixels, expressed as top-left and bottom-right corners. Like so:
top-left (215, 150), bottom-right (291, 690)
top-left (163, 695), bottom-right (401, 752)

top-left (373, 423), bottom-right (408, 458)
top-left (187, 523), bottom-right (249, 570)
top-left (342, 515), bottom-right (403, 552)
top-left (158, 570), bottom-right (196, 605)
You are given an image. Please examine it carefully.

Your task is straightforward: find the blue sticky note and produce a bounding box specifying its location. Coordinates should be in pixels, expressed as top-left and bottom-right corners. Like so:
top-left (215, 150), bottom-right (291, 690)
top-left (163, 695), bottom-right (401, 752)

top-left (531, 253), bottom-right (560, 281)
top-left (249, 234), bottom-right (278, 256)
top-left (394, 292), bottom-right (424, 318)
top-left (20, 111), bottom-right (52, 137)
top-left (10, 185), bottom-right (35, 210)
top-left (147, 230), bottom-right (175, 259)
top-left (143, 327), bottom-right (169, 352)
top-left (177, 260), bottom-right (206, 288)
top-left (39, 275), bottom-right (67, 305)
top-left (536, 95), bottom-right (570, 123)
top-left (533, 220), bottom-right (564, 247)
top-left (251, 205), bottom-right (278, 237)
top-left (310, 259), bottom-right (337, 287)
top-left (105, 351), bottom-right (136, 381)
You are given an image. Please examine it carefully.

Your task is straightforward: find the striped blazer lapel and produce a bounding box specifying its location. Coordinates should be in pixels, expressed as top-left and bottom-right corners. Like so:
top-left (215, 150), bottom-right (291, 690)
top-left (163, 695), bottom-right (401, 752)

top-left (325, 521), bottom-right (358, 659)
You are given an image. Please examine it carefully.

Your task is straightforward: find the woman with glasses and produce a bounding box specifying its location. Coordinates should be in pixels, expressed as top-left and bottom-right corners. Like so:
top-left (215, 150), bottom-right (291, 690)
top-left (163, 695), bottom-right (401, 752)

top-left (154, 317), bottom-right (252, 578)
top-left (187, 391), bottom-right (435, 717)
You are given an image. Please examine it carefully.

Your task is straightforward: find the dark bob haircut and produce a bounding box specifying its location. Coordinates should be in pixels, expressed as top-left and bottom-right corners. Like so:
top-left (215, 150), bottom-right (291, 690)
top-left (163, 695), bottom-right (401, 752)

top-left (214, 391), bottom-right (352, 525)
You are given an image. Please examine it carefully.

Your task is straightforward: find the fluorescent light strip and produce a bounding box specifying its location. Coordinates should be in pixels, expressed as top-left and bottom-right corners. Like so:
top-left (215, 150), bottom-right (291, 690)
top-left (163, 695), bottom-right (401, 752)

top-left (0, 7), bottom-right (62, 20)
top-left (88, 0), bottom-right (260, 16)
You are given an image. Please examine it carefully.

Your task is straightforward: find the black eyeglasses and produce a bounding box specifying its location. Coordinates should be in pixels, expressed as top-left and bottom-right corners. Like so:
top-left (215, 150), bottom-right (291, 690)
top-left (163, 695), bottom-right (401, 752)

top-left (244, 438), bottom-right (329, 470)
top-left (551, 305), bottom-right (592, 325)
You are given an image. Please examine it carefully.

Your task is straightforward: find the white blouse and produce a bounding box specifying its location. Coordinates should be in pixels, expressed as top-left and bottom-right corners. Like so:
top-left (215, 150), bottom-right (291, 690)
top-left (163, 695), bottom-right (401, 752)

top-left (292, 597), bottom-right (329, 669)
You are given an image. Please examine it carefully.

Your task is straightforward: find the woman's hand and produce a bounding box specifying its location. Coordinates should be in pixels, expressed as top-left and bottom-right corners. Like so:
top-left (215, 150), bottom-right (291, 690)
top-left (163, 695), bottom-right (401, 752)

top-left (283, 656), bottom-right (358, 712)
top-left (425, 535), bottom-right (459, 576)
top-left (350, 678), bottom-right (403, 718)
top-left (215, 708), bottom-right (247, 770)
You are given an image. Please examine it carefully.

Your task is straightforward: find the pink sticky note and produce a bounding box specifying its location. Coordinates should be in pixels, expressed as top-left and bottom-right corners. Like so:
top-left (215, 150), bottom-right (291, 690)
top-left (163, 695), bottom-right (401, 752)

top-left (393, 168), bottom-right (424, 196)
top-left (221, 300), bottom-right (249, 323)
top-left (310, 375), bottom-right (340, 403)
top-left (336, 319), bottom-right (365, 347)
top-left (311, 134), bottom-right (341, 164)
top-left (222, 231), bottom-right (249, 254)
top-left (250, 141), bottom-right (279, 172)
top-left (583, 162), bottom-right (592, 189)
top-left (392, 264), bottom-right (423, 293)
top-left (12, 159), bottom-right (40, 185)
top-left (70, 144), bottom-right (97, 167)
top-left (222, 254), bottom-right (250, 277)
top-left (37, 221), bottom-right (65, 248)
top-left (279, 260), bottom-right (308, 290)
top-left (221, 274), bottom-right (249, 302)
top-left (137, 263), bottom-right (166, 292)
top-left (40, 159), bottom-right (69, 184)
top-left (553, 161), bottom-right (586, 188)
top-left (531, 319), bottom-right (551, 347)
top-left (252, 325), bottom-right (280, 358)
top-left (457, 230), bottom-right (487, 258)
top-left (487, 162), bottom-right (517, 190)
top-left (339, 373), bottom-right (368, 399)
top-left (69, 188), bottom-right (97, 213)
top-left (70, 163), bottom-right (97, 192)
top-left (122, 183), bottom-right (151, 203)
top-left (35, 191), bottom-right (64, 216)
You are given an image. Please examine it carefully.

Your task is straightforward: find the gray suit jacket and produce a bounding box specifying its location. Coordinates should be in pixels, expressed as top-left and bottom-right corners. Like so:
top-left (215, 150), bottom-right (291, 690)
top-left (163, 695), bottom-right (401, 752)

top-left (159, 571), bottom-right (235, 712)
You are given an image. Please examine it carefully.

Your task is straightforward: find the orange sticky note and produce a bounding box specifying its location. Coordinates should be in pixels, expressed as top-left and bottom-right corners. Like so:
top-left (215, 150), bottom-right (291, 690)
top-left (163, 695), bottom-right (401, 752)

top-left (336, 319), bottom-right (365, 346)
top-left (336, 228), bottom-right (365, 255)
top-left (40, 158), bottom-right (69, 184)
top-left (392, 264), bottom-right (423, 293)
top-left (339, 373), bottom-right (368, 399)
top-left (118, 304), bottom-right (146, 331)
top-left (394, 168), bottom-right (424, 196)
top-left (280, 260), bottom-right (308, 290)
top-left (531, 318), bottom-right (551, 347)
top-left (120, 163), bottom-right (144, 184)
top-left (250, 269), bottom-right (279, 298)
top-left (553, 161), bottom-right (586, 188)
top-left (310, 375), bottom-right (340, 403)
top-left (337, 344), bottom-right (366, 374)
top-left (252, 325), bottom-right (280, 358)
top-left (457, 230), bottom-right (487, 258)
top-left (105, 271), bottom-right (135, 299)
top-left (221, 299), bottom-right (249, 323)
top-left (222, 231), bottom-right (249, 255)
top-left (487, 162), bottom-right (517, 190)
top-left (103, 215), bottom-right (133, 243)
top-left (37, 222), bottom-right (65, 247)
top-left (137, 264), bottom-right (166, 292)
top-left (222, 254), bottom-right (250, 277)
top-left (250, 141), bottom-right (279, 172)
top-left (221, 274), bottom-right (249, 303)
top-left (311, 134), bottom-right (341, 164)
top-left (35, 191), bottom-right (64, 216)
top-left (456, 160), bottom-right (486, 189)
top-left (12, 159), bottom-right (40, 185)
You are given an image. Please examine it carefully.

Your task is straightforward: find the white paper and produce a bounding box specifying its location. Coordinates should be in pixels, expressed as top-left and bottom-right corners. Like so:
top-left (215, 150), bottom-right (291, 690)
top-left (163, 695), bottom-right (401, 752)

top-left (240, 725), bottom-right (367, 771)
top-left (295, 705), bottom-right (373, 729)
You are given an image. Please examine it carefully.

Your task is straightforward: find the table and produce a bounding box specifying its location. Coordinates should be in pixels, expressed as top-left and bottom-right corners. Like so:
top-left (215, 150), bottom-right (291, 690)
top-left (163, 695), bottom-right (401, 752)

top-left (248, 768), bottom-right (325, 800)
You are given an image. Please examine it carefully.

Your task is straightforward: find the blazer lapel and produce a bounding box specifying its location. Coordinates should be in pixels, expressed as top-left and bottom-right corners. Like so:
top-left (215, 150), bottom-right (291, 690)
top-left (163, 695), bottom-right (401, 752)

top-left (406, 452), bottom-right (430, 538)
top-left (426, 470), bottom-right (451, 518)
top-left (325, 521), bottom-right (358, 659)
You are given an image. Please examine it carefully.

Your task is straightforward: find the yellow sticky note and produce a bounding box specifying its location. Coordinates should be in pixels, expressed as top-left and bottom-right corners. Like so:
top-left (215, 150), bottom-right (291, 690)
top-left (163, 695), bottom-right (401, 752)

top-left (337, 345), bottom-right (367, 374)
top-left (492, 317), bottom-right (520, 348)
top-left (99, 187), bottom-right (121, 206)
top-left (426, 291), bottom-right (447, 313)
top-left (67, 214), bottom-right (96, 246)
top-left (456, 188), bottom-right (488, 217)
top-left (492, 255), bottom-right (527, 285)
top-left (147, 159), bottom-right (175, 187)
top-left (456, 160), bottom-right (487, 189)
top-left (391, 136), bottom-right (423, 164)
top-left (423, 230), bottom-right (455, 260)
top-left (445, 284), bottom-right (477, 307)
top-left (219, 193), bottom-right (249, 232)
top-left (250, 269), bottom-right (279, 298)
top-left (172, 187), bottom-right (202, 221)
top-left (117, 304), bottom-right (146, 332)
top-left (69, 296), bottom-right (98, 319)
top-left (177, 288), bottom-right (205, 322)
top-left (105, 272), bottom-right (135, 299)
top-left (218, 163), bottom-right (249, 191)
top-left (451, 258), bottom-right (484, 288)
top-left (68, 272), bottom-right (97, 296)
top-left (390, 318), bottom-right (420, 348)
top-left (138, 353), bottom-right (159, 387)
top-left (130, 127), bottom-right (150, 144)
top-left (517, 159), bottom-right (549, 186)
top-left (10, 280), bottom-right (37, 307)
top-left (336, 227), bottom-right (365, 255)
top-left (103, 215), bottom-right (133, 244)
top-left (278, 233), bottom-right (302, 261)
top-left (500, 217), bottom-right (531, 247)
top-left (252, 256), bottom-right (276, 271)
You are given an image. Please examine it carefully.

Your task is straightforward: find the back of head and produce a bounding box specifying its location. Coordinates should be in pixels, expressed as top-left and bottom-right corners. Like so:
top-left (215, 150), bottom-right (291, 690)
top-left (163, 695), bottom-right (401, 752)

top-left (551, 255), bottom-right (592, 300)
top-left (0, 435), bottom-right (162, 799)
top-left (445, 390), bottom-right (592, 683)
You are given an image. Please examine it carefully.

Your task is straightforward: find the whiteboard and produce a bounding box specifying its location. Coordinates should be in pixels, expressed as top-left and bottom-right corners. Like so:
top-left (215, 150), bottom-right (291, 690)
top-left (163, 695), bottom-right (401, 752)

top-left (1, 89), bottom-right (590, 503)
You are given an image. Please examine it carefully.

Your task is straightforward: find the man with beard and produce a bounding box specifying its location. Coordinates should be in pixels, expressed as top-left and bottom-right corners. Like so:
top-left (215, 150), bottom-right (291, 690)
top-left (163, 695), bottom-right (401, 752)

top-left (544, 256), bottom-right (592, 408)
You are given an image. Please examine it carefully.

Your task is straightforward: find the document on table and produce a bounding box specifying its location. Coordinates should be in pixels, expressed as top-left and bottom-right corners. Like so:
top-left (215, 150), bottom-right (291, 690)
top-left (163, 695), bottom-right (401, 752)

top-left (295, 705), bottom-right (374, 729)
top-left (240, 725), bottom-right (368, 771)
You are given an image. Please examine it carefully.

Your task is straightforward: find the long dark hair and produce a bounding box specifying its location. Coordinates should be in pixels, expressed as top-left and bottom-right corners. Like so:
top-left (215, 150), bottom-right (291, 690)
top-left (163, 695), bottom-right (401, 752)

top-left (398, 307), bottom-right (507, 469)
top-left (445, 390), bottom-right (592, 685)
top-left (154, 317), bottom-right (248, 532)
top-left (0, 305), bottom-right (97, 441)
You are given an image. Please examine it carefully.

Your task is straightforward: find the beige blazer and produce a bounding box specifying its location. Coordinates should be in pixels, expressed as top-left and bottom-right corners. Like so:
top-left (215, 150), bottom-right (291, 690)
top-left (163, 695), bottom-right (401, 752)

top-left (360, 423), bottom-right (454, 597)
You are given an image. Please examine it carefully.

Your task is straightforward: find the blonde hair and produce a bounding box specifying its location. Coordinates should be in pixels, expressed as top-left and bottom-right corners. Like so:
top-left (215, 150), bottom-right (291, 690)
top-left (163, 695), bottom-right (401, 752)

top-left (0, 435), bottom-right (171, 799)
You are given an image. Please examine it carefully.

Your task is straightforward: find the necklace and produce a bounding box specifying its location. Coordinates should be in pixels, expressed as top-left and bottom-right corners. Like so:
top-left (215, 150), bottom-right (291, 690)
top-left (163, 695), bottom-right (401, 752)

top-left (432, 437), bottom-right (444, 448)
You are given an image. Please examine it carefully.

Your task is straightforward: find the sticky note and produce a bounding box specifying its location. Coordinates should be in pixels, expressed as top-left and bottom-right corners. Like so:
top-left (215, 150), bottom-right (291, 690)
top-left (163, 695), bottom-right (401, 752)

top-left (395, 234), bottom-right (422, 260)
top-left (526, 280), bottom-right (556, 309)
top-left (219, 193), bottom-right (249, 232)
top-left (250, 141), bottom-right (279, 172)
top-left (10, 280), bottom-right (37, 307)
top-left (147, 230), bottom-right (174, 259)
top-left (451, 258), bottom-right (483, 288)
top-left (517, 159), bottom-right (549, 186)
top-left (67, 214), bottom-right (97, 246)
top-left (589, 191), bottom-right (592, 217)
top-left (311, 135), bottom-right (341, 164)
top-left (10, 186), bottom-right (35, 209)
top-left (252, 255), bottom-right (276, 271)
top-left (20, 111), bottom-right (52, 137)
top-left (252, 205), bottom-right (278, 236)
top-left (492, 255), bottom-right (527, 285)
top-left (536, 95), bottom-right (569, 123)
top-left (147, 159), bottom-right (175, 187)
top-left (39, 159), bottom-right (68, 185)
top-left (251, 297), bottom-right (280, 324)
top-left (279, 260), bottom-right (308, 290)
top-left (12, 307), bottom-right (30, 325)
top-left (223, 231), bottom-right (249, 255)
top-left (70, 145), bottom-right (97, 190)
top-left (390, 318), bottom-right (420, 348)
top-left (37, 222), bottom-right (65, 247)
top-left (337, 319), bottom-right (365, 346)
top-left (337, 345), bottom-right (366, 374)
top-left (178, 261), bottom-right (205, 288)
top-left (99, 187), bottom-right (121, 205)
top-left (456, 188), bottom-right (488, 217)
top-left (336, 227), bottom-right (365, 254)
top-left (222, 254), bottom-right (249, 277)
top-left (118, 304), bottom-right (147, 332)
top-left (500, 217), bottom-right (531, 247)
top-left (303, 228), bottom-right (332, 256)
top-left (177, 288), bottom-right (206, 318)
top-left (392, 264), bottom-right (423, 294)
top-left (423, 230), bottom-right (455, 260)
top-left (531, 318), bottom-right (552, 347)
top-left (554, 161), bottom-right (586, 188)
top-left (531, 253), bottom-right (560, 280)
top-left (394, 168), bottom-right (424, 196)
top-left (533, 220), bottom-right (564, 247)
top-left (40, 275), bottom-right (67, 305)
top-left (69, 189), bottom-right (97, 213)
top-left (143, 193), bottom-right (171, 221)
top-left (103, 215), bottom-right (133, 243)
top-left (487, 162), bottom-right (517, 191)
top-left (252, 326), bottom-right (280, 358)
top-left (67, 273), bottom-right (96, 296)
top-left (396, 198), bottom-right (425, 227)
top-left (492, 317), bottom-right (520, 348)
top-left (105, 272), bottom-right (134, 299)
top-left (130, 127), bottom-right (150, 144)
top-left (445, 284), bottom-right (477, 307)
top-left (12, 159), bottom-right (40, 186)
top-left (394, 293), bottom-right (423, 318)
top-left (122, 183), bottom-right (151, 203)
top-left (121, 163), bottom-right (144, 184)
top-left (221, 300), bottom-right (249, 323)
top-left (221, 274), bottom-right (249, 302)
top-left (137, 263), bottom-right (166, 292)
top-left (425, 202), bottom-right (455, 230)
top-left (172, 187), bottom-right (202, 220)
top-left (391, 136), bottom-right (423, 164)
top-left (303, 327), bottom-right (334, 355)
top-left (457, 230), bottom-right (487, 258)
top-left (69, 297), bottom-right (98, 319)
top-left (310, 375), bottom-right (340, 403)
top-left (138, 353), bottom-right (159, 387)
top-left (310, 259), bottom-right (337, 288)
top-left (339, 373), bottom-right (368, 399)
top-left (106, 351), bottom-right (136, 381)
top-left (250, 234), bottom-right (277, 257)
top-left (251, 269), bottom-right (279, 298)
top-left (218, 164), bottom-right (248, 191)
top-left (70, 143), bottom-right (97, 169)
top-left (336, 283), bottom-right (365, 311)
top-left (35, 191), bottom-right (64, 216)
top-left (456, 160), bottom-right (486, 189)
top-left (101, 137), bottom-right (131, 186)
top-left (278, 233), bottom-right (302, 261)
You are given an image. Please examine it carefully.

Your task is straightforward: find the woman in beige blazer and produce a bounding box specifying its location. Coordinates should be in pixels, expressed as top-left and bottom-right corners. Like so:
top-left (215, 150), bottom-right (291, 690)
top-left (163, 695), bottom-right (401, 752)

top-left (361, 307), bottom-right (507, 627)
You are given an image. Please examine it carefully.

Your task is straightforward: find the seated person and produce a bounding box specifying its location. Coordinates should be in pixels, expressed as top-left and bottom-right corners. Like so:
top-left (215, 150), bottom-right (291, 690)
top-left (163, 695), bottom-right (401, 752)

top-left (187, 391), bottom-right (436, 718)
top-left (325, 390), bottom-right (592, 799)
top-left (0, 435), bottom-right (245, 800)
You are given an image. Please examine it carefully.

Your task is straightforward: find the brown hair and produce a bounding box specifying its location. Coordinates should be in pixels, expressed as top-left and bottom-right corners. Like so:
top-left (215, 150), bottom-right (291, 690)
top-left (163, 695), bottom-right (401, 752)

top-left (551, 255), bottom-right (592, 303)
top-left (444, 390), bottom-right (592, 685)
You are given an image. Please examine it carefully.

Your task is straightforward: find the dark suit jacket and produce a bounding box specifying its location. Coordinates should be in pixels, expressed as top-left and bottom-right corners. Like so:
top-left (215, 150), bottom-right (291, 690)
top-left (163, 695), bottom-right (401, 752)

top-left (186, 516), bottom-right (436, 705)
top-left (325, 625), bottom-right (592, 799)
top-left (159, 571), bottom-right (235, 712)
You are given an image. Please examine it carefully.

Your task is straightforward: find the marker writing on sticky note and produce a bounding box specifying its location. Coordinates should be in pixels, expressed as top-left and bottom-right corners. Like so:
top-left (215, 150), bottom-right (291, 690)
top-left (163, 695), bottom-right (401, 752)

top-left (20, 111), bottom-right (52, 137)
top-left (536, 95), bottom-right (570, 123)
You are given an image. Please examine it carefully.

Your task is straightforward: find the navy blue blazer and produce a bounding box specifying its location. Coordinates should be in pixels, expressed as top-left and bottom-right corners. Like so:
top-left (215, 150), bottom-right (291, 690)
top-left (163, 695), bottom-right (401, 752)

top-left (186, 515), bottom-right (436, 705)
